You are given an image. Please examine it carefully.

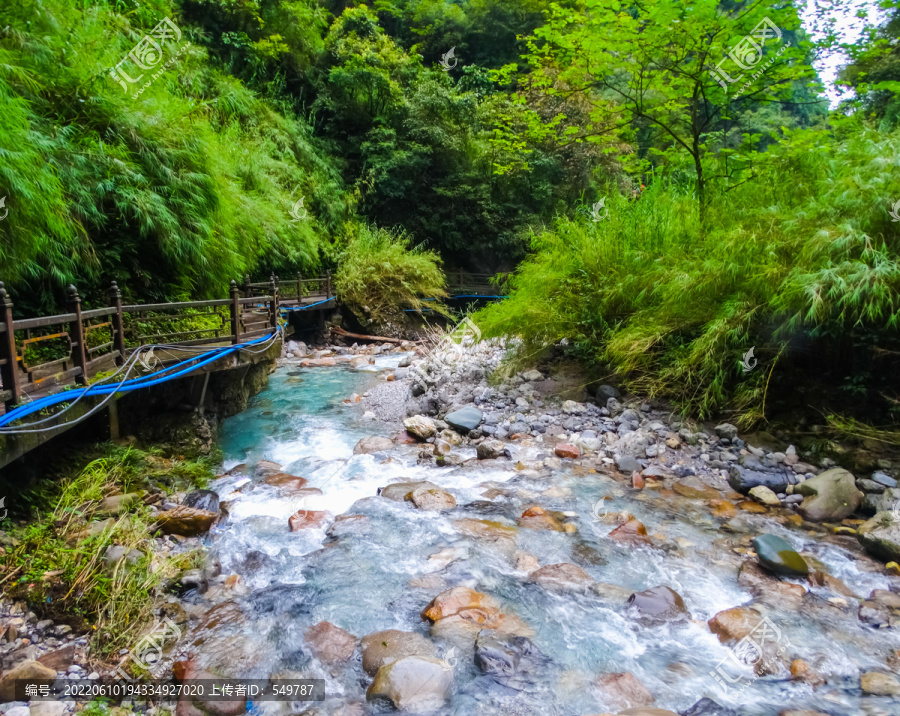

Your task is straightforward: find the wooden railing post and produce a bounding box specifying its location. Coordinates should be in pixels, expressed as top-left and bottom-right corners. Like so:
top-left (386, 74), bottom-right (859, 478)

top-left (230, 280), bottom-right (241, 345)
top-left (243, 274), bottom-right (251, 298)
top-left (67, 285), bottom-right (88, 385)
top-left (0, 282), bottom-right (20, 409)
top-left (268, 277), bottom-right (278, 330)
top-left (297, 272), bottom-right (302, 301)
top-left (326, 270), bottom-right (332, 299)
top-left (109, 281), bottom-right (126, 366)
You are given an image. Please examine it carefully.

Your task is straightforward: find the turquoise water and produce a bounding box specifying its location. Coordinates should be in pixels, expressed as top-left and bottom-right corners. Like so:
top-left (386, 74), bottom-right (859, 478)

top-left (194, 363), bottom-right (900, 715)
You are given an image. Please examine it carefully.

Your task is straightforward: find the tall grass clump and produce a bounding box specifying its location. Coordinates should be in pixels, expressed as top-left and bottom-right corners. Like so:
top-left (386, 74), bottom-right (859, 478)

top-left (1, 445), bottom-right (213, 657)
top-left (334, 224), bottom-right (448, 323)
top-left (476, 125), bottom-right (900, 427)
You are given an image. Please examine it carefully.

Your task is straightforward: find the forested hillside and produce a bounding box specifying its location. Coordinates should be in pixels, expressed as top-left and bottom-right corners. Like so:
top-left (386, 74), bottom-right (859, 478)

top-left (1, 0), bottom-right (898, 427)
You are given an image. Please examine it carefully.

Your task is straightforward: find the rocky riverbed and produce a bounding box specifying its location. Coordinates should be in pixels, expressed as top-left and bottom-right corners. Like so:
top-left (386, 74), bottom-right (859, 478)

top-left (3, 332), bottom-right (900, 716)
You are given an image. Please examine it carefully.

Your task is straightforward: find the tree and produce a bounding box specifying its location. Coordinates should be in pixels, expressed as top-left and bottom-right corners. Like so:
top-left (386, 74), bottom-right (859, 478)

top-left (522, 0), bottom-right (820, 218)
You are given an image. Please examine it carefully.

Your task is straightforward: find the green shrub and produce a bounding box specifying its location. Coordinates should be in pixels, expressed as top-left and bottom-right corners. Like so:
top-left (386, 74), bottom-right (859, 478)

top-left (334, 223), bottom-right (448, 322)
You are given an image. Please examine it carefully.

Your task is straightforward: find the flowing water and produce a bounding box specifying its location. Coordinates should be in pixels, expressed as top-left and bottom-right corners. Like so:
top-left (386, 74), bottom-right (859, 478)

top-left (187, 361), bottom-right (900, 715)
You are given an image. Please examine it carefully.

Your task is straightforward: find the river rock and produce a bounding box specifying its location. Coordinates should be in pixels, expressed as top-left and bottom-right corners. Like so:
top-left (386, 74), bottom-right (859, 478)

top-left (454, 518), bottom-right (517, 540)
top-left (673, 477), bottom-right (719, 500)
top-left (0, 660), bottom-right (56, 701)
top-left (366, 655), bottom-right (452, 711)
top-left (529, 563), bottom-right (593, 592)
top-left (254, 459), bottom-right (283, 477)
top-left (353, 436), bottom-right (394, 454)
top-left (403, 415), bottom-right (436, 440)
top-left (595, 384), bottom-right (621, 402)
top-left (714, 423), bottom-right (739, 440)
top-left (680, 698), bottom-right (738, 716)
top-left (857, 510), bottom-right (900, 561)
top-left (728, 456), bottom-right (792, 494)
top-left (361, 630), bottom-right (438, 676)
top-left (595, 671), bottom-right (654, 709)
top-left (736, 561), bottom-right (806, 609)
top-left (97, 493), bottom-right (140, 517)
top-left (421, 586), bottom-right (500, 622)
top-left (751, 534), bottom-right (809, 576)
top-left (749, 486), bottom-right (781, 507)
top-left (860, 671), bottom-right (900, 695)
top-left (616, 455), bottom-right (643, 473)
top-left (264, 472), bottom-right (309, 492)
top-left (795, 468), bottom-right (862, 521)
top-left (555, 443), bottom-right (581, 459)
top-left (288, 509), bottom-right (328, 531)
top-left (626, 586), bottom-right (690, 625)
top-left (708, 607), bottom-right (765, 644)
top-left (474, 631), bottom-right (548, 685)
top-left (517, 505), bottom-right (564, 531)
top-left (407, 487), bottom-right (456, 512)
top-left (444, 406), bottom-right (483, 432)
top-left (476, 438), bottom-right (506, 460)
top-left (873, 471), bottom-right (898, 488)
top-left (156, 504), bottom-right (218, 536)
top-left (304, 621), bottom-right (357, 664)
top-left (608, 519), bottom-right (651, 545)
top-left (183, 489), bottom-right (220, 513)
top-left (31, 703), bottom-right (67, 716)
top-left (380, 480), bottom-right (441, 501)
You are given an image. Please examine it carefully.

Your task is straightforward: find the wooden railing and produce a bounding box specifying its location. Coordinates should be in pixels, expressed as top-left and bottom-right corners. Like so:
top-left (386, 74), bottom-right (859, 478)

top-left (241, 272), bottom-right (332, 303)
top-left (446, 271), bottom-right (511, 296)
top-left (0, 278), bottom-right (296, 410)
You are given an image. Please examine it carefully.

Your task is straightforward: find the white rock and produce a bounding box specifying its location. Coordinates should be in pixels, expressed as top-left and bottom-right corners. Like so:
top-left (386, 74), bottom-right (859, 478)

top-left (5, 708), bottom-right (30, 716)
top-left (30, 703), bottom-right (67, 716)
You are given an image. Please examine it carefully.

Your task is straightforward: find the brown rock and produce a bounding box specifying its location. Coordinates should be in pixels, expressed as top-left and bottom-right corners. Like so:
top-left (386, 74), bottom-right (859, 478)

top-left (708, 606), bottom-right (765, 644)
top-left (790, 658), bottom-right (825, 686)
top-left (632, 473), bottom-right (645, 489)
top-left (555, 443), bottom-right (581, 459)
top-left (254, 459), bottom-right (283, 477)
top-left (860, 671), bottom-right (900, 695)
top-left (530, 563), bottom-right (593, 592)
top-left (672, 477), bottom-right (719, 500)
top-left (453, 518), bottom-right (517, 540)
top-left (737, 500), bottom-right (769, 513)
top-left (304, 621), bottom-right (357, 665)
top-left (366, 655), bottom-right (451, 710)
top-left (608, 519), bottom-right (651, 545)
top-left (263, 472), bottom-right (309, 491)
top-left (288, 509), bottom-right (329, 531)
top-left (407, 487), bottom-right (456, 512)
top-left (421, 586), bottom-right (500, 622)
top-left (709, 499), bottom-right (738, 519)
top-left (595, 671), bottom-right (654, 709)
top-left (380, 480), bottom-right (441, 501)
top-left (360, 630), bottom-right (437, 676)
top-left (0, 660), bottom-right (57, 701)
top-left (517, 505), bottom-right (565, 531)
top-left (737, 561), bottom-right (806, 610)
top-left (36, 643), bottom-right (77, 671)
top-left (156, 505), bottom-right (217, 536)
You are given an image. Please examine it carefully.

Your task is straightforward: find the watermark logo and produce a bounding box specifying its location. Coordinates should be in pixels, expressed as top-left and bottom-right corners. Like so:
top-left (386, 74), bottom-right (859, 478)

top-left (109, 17), bottom-right (191, 100)
top-left (591, 498), bottom-right (609, 522)
top-left (590, 197), bottom-right (609, 222)
top-left (0, 196), bottom-right (7, 222)
top-left (440, 47), bottom-right (458, 71)
top-left (410, 317), bottom-right (481, 392)
top-left (112, 616), bottom-right (182, 683)
top-left (710, 17), bottom-right (787, 97)
top-left (289, 196), bottom-right (308, 222)
top-left (889, 200), bottom-right (900, 222)
top-left (741, 347), bottom-right (757, 373)
top-left (0, 496), bottom-right (7, 520)
top-left (440, 646), bottom-right (458, 672)
top-left (709, 616), bottom-right (788, 697)
top-left (139, 347), bottom-right (160, 371)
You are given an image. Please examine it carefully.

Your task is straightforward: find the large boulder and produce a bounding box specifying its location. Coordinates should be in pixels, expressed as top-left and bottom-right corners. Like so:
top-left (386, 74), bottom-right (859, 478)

top-left (264, 472), bottom-right (309, 493)
top-left (751, 534), bottom-right (809, 577)
top-left (626, 586), bottom-right (690, 625)
top-left (366, 656), bottom-right (452, 711)
top-left (156, 505), bottom-right (217, 536)
top-left (403, 415), bottom-right (437, 440)
top-left (421, 586), bottom-right (499, 622)
top-left (608, 519), bottom-right (651, 545)
top-left (708, 607), bottom-right (766, 644)
top-left (361, 630), bottom-right (438, 676)
top-left (444, 406), bottom-right (483, 433)
top-left (476, 438), bottom-right (506, 460)
top-left (304, 621), bottom-right (357, 665)
top-left (353, 436), bottom-right (394, 454)
top-left (474, 632), bottom-right (548, 687)
top-left (795, 468), bottom-right (863, 521)
top-left (857, 511), bottom-right (900, 562)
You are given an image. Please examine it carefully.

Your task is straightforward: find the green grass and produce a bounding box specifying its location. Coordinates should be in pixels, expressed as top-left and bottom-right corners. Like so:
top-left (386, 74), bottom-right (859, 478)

top-left (475, 124), bottom-right (900, 429)
top-left (0, 445), bottom-right (213, 658)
